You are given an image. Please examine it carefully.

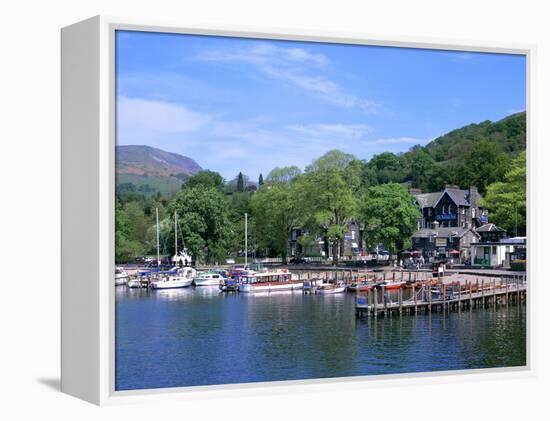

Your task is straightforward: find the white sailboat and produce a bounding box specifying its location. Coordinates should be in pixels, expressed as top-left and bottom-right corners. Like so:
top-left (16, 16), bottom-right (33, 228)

top-left (151, 210), bottom-right (196, 289)
top-left (150, 267), bottom-right (196, 289)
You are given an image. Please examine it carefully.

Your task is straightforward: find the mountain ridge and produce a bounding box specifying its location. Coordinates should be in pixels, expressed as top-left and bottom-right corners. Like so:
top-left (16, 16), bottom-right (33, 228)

top-left (116, 145), bottom-right (202, 177)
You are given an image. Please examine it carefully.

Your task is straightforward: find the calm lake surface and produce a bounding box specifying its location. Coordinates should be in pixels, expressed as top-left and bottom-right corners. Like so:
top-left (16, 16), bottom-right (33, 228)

top-left (115, 286), bottom-right (526, 391)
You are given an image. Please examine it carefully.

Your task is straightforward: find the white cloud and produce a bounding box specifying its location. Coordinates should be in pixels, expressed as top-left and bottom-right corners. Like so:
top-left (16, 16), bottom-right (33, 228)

top-left (362, 137), bottom-right (429, 146)
top-left (286, 123), bottom-right (372, 140)
top-left (117, 96), bottom-right (211, 134)
top-left (115, 95), bottom-right (422, 179)
top-left (196, 42), bottom-right (378, 112)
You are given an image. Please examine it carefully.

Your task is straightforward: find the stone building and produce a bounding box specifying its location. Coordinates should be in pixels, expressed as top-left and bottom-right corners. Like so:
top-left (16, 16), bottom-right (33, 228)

top-left (411, 185), bottom-right (488, 230)
top-left (410, 185), bottom-right (489, 262)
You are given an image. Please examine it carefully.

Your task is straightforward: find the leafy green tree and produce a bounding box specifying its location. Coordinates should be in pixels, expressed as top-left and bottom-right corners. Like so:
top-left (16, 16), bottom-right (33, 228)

top-left (237, 172), bottom-right (244, 192)
top-left (367, 152), bottom-right (409, 184)
top-left (456, 140), bottom-right (511, 194)
top-left (407, 146), bottom-right (435, 190)
top-left (168, 187), bottom-right (233, 264)
top-left (297, 233), bottom-right (316, 256)
top-left (265, 166), bottom-right (301, 185)
top-left (184, 170), bottom-right (225, 192)
top-left (359, 183), bottom-right (420, 254)
top-left (115, 199), bottom-right (144, 262)
top-left (480, 151), bottom-right (526, 236)
top-left (251, 180), bottom-right (302, 264)
top-left (425, 162), bottom-right (455, 192)
top-left (304, 150), bottom-right (359, 265)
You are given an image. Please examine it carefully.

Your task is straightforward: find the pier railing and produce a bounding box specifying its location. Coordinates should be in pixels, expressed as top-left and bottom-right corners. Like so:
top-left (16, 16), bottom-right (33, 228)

top-left (355, 274), bottom-right (526, 317)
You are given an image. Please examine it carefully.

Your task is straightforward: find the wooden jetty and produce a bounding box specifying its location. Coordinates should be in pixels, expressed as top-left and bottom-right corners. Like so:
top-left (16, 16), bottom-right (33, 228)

top-left (355, 275), bottom-right (527, 318)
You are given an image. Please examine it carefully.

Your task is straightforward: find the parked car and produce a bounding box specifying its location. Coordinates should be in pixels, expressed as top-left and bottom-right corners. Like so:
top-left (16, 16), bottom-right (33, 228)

top-left (289, 257), bottom-right (307, 265)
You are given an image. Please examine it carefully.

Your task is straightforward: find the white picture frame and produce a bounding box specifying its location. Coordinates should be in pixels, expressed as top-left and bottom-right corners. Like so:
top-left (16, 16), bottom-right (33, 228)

top-left (61, 15), bottom-right (534, 405)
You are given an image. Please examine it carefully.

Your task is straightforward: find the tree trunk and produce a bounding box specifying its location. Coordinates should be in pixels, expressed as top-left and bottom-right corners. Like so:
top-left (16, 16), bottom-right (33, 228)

top-left (332, 240), bottom-right (339, 266)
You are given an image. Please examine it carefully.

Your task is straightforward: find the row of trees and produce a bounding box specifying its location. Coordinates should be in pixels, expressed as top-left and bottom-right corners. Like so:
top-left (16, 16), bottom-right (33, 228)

top-left (251, 151), bottom-right (420, 265)
top-left (115, 150), bottom-right (422, 265)
top-left (364, 140), bottom-right (513, 195)
top-left (116, 145), bottom-right (527, 264)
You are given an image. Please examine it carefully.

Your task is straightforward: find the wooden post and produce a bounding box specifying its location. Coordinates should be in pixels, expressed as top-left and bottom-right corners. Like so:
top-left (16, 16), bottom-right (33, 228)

top-left (458, 281), bottom-right (462, 313)
top-left (413, 284), bottom-right (417, 313)
top-left (469, 280), bottom-right (473, 309)
top-left (442, 283), bottom-right (446, 312)
top-left (505, 276), bottom-right (509, 305)
top-left (399, 286), bottom-right (403, 315)
top-left (481, 279), bottom-right (485, 308)
top-left (493, 278), bottom-right (497, 309)
top-left (428, 281), bottom-right (432, 312)
top-left (373, 287), bottom-right (378, 317)
top-left (517, 275), bottom-right (521, 305)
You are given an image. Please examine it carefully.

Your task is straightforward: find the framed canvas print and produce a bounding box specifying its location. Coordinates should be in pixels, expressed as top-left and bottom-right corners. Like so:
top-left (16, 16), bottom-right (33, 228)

top-left (61, 16), bottom-right (531, 405)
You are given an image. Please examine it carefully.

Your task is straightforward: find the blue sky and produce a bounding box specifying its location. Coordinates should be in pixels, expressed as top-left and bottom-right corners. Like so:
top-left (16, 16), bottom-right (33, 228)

top-left (116, 30), bottom-right (526, 181)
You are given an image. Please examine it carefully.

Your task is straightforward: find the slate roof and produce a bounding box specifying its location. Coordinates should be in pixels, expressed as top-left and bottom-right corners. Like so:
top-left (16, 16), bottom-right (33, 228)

top-left (414, 192), bottom-right (440, 208)
top-left (476, 223), bottom-right (506, 233)
top-left (440, 188), bottom-right (470, 206)
top-left (412, 227), bottom-right (480, 239)
top-left (412, 187), bottom-right (482, 208)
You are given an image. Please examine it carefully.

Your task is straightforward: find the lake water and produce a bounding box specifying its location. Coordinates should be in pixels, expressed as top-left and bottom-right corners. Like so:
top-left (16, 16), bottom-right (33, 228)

top-left (115, 286), bottom-right (526, 391)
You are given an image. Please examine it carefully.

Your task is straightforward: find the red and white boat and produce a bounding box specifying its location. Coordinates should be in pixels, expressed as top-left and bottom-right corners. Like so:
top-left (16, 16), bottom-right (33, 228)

top-left (238, 269), bottom-right (302, 293)
top-left (376, 280), bottom-right (405, 290)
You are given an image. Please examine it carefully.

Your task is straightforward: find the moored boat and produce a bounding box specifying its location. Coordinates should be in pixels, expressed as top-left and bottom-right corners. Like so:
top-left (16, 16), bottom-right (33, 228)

top-left (150, 267), bottom-right (196, 290)
top-left (115, 267), bottom-right (129, 286)
top-left (238, 268), bottom-right (302, 293)
top-left (194, 271), bottom-right (226, 286)
top-left (376, 280), bottom-right (405, 290)
top-left (316, 283), bottom-right (346, 294)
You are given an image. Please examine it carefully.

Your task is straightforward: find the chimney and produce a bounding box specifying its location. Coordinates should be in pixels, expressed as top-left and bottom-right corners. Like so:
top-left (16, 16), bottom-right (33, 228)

top-left (468, 186), bottom-right (478, 206)
top-left (445, 184), bottom-right (460, 190)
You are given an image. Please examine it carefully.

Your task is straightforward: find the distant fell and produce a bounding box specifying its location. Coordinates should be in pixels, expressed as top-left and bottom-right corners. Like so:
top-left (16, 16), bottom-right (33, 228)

top-left (116, 145), bottom-right (202, 177)
top-left (116, 145), bottom-right (202, 197)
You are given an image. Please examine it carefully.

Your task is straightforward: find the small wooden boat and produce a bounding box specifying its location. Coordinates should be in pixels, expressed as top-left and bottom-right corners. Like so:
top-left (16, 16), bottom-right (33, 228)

top-left (316, 284), bottom-right (346, 294)
top-left (376, 281), bottom-right (405, 290)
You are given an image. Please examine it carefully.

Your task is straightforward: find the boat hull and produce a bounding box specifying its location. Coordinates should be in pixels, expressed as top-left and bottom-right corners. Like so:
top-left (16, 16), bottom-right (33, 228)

top-left (115, 277), bottom-right (128, 286)
top-left (239, 282), bottom-right (303, 293)
top-left (194, 279), bottom-right (222, 286)
top-left (151, 279), bottom-right (193, 289)
top-left (127, 279), bottom-right (145, 288)
top-left (316, 286), bottom-right (346, 295)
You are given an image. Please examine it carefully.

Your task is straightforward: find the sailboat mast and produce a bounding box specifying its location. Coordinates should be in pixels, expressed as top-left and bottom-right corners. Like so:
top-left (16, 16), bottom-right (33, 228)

top-left (156, 207), bottom-right (160, 269)
top-left (174, 211), bottom-right (178, 257)
top-left (245, 213), bottom-right (248, 266)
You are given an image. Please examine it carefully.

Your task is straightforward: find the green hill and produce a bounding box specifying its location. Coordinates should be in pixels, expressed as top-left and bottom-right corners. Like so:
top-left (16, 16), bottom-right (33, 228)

top-left (365, 111), bottom-right (526, 194)
top-left (423, 111), bottom-right (526, 163)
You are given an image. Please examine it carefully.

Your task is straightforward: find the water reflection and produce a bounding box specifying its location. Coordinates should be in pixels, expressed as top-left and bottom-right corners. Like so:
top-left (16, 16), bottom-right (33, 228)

top-left (115, 288), bottom-right (526, 391)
